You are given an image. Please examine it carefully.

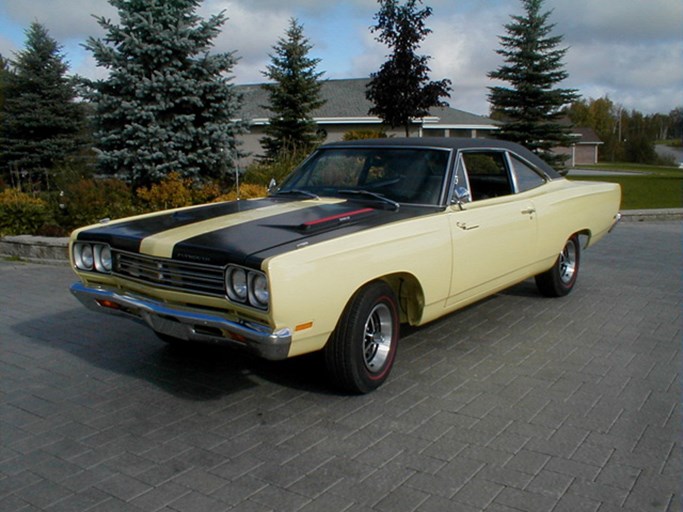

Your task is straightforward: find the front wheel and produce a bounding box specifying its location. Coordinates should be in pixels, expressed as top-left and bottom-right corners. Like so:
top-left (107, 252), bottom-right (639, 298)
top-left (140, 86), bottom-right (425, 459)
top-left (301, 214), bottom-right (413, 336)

top-left (324, 281), bottom-right (399, 394)
top-left (535, 235), bottom-right (581, 297)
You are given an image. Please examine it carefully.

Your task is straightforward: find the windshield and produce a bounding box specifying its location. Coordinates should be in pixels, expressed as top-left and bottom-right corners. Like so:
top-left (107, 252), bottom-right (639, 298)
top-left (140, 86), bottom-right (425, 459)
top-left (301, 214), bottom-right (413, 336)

top-left (277, 147), bottom-right (451, 206)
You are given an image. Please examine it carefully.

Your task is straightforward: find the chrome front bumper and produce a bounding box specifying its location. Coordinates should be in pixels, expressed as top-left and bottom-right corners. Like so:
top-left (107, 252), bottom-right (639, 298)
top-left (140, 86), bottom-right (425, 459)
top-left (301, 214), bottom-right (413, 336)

top-left (70, 282), bottom-right (291, 360)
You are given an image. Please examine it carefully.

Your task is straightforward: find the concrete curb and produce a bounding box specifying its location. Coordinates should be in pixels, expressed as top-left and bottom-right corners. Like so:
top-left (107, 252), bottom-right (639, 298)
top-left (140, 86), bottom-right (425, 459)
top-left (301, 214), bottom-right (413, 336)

top-left (619, 208), bottom-right (683, 222)
top-left (1, 209), bottom-right (681, 264)
top-left (0, 235), bottom-right (70, 265)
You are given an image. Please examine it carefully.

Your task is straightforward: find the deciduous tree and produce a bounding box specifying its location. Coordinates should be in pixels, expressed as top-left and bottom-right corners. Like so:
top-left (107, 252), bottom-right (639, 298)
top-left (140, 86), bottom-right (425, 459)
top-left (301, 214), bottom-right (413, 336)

top-left (366, 0), bottom-right (451, 137)
top-left (488, 0), bottom-right (578, 166)
top-left (83, 0), bottom-right (244, 187)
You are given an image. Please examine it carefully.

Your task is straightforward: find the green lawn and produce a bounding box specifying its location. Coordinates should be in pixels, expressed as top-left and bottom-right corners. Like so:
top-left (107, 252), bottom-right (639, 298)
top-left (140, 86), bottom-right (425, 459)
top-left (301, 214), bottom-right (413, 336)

top-left (567, 164), bottom-right (683, 210)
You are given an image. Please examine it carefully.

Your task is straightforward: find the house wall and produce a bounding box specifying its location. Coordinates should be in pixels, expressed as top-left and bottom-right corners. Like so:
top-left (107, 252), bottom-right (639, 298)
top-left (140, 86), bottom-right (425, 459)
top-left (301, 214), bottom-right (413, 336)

top-left (575, 144), bottom-right (599, 165)
top-left (554, 144), bottom-right (600, 166)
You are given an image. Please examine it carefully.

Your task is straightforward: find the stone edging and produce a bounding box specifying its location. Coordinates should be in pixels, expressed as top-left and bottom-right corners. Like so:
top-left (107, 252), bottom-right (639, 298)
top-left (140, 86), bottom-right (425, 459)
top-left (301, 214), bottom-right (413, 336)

top-left (0, 235), bottom-right (70, 264)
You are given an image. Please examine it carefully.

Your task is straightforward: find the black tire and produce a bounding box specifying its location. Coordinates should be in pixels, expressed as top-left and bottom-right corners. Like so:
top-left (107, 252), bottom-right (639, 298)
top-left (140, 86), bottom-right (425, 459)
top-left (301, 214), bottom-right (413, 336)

top-left (535, 235), bottom-right (581, 297)
top-left (324, 281), bottom-right (399, 394)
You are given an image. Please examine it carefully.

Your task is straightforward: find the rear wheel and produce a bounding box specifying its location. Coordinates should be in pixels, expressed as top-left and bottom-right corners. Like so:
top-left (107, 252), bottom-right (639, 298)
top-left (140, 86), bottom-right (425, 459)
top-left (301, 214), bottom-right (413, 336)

top-left (535, 235), bottom-right (581, 297)
top-left (324, 281), bottom-right (399, 393)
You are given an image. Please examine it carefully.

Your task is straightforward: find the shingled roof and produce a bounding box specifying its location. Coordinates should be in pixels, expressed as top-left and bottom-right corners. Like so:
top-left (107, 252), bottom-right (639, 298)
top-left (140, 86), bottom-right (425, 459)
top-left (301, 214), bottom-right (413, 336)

top-left (236, 77), bottom-right (498, 129)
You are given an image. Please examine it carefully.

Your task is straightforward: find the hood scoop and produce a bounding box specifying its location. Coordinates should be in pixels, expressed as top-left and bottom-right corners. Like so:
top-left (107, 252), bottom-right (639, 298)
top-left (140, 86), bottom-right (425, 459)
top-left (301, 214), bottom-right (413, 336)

top-left (297, 207), bottom-right (376, 233)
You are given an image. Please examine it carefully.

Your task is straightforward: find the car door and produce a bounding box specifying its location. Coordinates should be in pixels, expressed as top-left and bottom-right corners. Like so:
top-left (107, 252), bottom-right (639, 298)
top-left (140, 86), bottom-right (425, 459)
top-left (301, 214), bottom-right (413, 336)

top-left (446, 150), bottom-right (538, 307)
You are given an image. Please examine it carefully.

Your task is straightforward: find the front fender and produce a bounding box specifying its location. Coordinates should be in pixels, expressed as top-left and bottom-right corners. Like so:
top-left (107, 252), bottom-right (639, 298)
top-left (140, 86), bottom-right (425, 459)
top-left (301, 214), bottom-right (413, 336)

top-left (264, 214), bottom-right (452, 356)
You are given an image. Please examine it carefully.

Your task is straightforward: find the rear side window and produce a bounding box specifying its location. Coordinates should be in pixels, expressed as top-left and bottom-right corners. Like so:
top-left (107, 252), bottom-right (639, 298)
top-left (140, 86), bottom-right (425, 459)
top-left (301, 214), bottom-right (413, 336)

top-left (509, 155), bottom-right (546, 192)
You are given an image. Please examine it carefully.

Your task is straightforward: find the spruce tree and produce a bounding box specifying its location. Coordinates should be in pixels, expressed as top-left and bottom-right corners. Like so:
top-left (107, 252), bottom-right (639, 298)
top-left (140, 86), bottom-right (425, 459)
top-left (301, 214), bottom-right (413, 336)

top-left (0, 54), bottom-right (8, 113)
top-left (366, 0), bottom-right (451, 137)
top-left (83, 0), bottom-right (244, 187)
top-left (488, 0), bottom-right (578, 166)
top-left (0, 23), bottom-right (87, 188)
top-left (260, 18), bottom-right (325, 160)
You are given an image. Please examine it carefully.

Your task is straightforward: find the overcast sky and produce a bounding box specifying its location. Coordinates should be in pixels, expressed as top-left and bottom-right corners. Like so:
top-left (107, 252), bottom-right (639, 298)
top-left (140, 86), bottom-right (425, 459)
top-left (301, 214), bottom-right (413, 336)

top-left (0, 0), bottom-right (680, 116)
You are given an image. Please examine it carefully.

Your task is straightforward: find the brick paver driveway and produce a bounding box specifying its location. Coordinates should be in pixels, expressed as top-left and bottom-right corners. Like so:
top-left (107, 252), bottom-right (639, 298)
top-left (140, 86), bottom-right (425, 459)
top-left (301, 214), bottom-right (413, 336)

top-left (1, 221), bottom-right (680, 512)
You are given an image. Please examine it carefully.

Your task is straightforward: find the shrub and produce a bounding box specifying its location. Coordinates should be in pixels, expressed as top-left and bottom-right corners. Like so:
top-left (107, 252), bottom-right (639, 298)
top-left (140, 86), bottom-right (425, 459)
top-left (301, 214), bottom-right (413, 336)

top-left (0, 189), bottom-right (53, 236)
top-left (212, 183), bottom-right (268, 202)
top-left (343, 129), bottom-right (388, 140)
top-left (61, 178), bottom-right (137, 229)
top-left (136, 172), bottom-right (194, 210)
top-left (136, 172), bottom-right (225, 211)
top-left (244, 152), bottom-right (306, 188)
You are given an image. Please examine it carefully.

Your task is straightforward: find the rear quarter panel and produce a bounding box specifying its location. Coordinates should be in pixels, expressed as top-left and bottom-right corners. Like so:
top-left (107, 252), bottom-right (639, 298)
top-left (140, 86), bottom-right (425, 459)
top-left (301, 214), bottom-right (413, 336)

top-left (534, 179), bottom-right (621, 265)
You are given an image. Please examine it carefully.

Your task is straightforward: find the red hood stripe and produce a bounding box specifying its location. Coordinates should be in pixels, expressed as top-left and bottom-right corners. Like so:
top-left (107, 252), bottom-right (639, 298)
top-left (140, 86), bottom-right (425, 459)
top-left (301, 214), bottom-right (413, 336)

top-left (301, 208), bottom-right (375, 228)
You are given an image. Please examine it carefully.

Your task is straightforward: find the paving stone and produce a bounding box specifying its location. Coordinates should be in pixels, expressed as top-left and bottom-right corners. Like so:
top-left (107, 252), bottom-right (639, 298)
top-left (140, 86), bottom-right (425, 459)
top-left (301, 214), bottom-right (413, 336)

top-left (129, 481), bottom-right (190, 511)
top-left (94, 473), bottom-right (152, 502)
top-left (0, 222), bottom-right (679, 512)
top-left (451, 477), bottom-right (505, 509)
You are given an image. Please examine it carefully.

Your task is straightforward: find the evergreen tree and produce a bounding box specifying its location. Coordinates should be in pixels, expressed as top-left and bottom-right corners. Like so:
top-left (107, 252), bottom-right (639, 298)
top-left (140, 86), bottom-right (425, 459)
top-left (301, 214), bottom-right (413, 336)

top-left (0, 23), bottom-right (87, 188)
top-left (260, 18), bottom-right (325, 160)
top-left (83, 0), bottom-right (244, 187)
top-left (0, 54), bottom-right (8, 113)
top-left (488, 0), bottom-right (578, 166)
top-left (366, 0), bottom-right (451, 137)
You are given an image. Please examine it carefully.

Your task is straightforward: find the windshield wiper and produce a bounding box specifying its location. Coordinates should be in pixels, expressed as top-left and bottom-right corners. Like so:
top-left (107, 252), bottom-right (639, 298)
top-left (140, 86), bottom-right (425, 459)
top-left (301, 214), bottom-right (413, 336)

top-left (338, 189), bottom-right (400, 211)
top-left (273, 189), bottom-right (320, 200)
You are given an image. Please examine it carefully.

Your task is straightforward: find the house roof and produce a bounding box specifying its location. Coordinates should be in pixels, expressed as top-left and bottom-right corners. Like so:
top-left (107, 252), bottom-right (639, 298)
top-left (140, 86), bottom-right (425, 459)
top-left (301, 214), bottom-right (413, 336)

top-left (571, 127), bottom-right (603, 145)
top-left (235, 77), bottom-right (498, 129)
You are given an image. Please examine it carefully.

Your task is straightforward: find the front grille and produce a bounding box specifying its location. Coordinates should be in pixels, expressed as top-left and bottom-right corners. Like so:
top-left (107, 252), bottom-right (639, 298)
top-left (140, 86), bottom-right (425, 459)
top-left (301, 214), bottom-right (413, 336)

top-left (113, 251), bottom-right (226, 297)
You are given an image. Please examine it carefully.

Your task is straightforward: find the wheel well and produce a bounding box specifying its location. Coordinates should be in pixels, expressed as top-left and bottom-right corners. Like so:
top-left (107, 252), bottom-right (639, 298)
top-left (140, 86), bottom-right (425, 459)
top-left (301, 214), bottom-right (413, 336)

top-left (378, 273), bottom-right (425, 326)
top-left (576, 229), bottom-right (592, 249)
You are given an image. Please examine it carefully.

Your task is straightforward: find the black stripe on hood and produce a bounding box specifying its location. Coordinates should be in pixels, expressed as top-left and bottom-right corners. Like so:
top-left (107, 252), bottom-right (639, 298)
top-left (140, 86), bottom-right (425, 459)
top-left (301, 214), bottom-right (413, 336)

top-left (76, 199), bottom-right (273, 253)
top-left (172, 202), bottom-right (439, 267)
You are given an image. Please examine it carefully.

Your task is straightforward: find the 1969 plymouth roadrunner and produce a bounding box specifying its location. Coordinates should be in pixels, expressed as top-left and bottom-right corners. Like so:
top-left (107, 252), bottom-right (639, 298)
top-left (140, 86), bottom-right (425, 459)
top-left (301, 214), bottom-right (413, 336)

top-left (70, 138), bottom-right (621, 393)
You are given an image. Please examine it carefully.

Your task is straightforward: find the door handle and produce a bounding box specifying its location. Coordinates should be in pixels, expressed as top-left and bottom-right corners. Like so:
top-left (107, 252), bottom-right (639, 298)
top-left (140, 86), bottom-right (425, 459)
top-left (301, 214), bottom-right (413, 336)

top-left (521, 207), bottom-right (536, 215)
top-left (456, 222), bottom-right (479, 231)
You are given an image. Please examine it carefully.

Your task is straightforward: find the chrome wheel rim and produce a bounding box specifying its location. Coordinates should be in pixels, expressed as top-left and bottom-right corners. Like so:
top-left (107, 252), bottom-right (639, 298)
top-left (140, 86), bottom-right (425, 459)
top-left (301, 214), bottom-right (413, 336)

top-left (559, 239), bottom-right (578, 285)
top-left (363, 303), bottom-right (393, 372)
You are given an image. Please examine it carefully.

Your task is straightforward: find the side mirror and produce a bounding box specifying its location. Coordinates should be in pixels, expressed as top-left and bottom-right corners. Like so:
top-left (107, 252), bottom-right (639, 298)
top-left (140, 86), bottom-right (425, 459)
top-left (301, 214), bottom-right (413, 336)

top-left (452, 186), bottom-right (471, 209)
top-left (268, 178), bottom-right (277, 194)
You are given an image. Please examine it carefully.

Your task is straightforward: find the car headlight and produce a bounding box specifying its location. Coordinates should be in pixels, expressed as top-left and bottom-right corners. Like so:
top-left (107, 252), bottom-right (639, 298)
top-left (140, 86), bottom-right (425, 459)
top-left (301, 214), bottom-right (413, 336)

top-left (250, 273), bottom-right (270, 308)
top-left (226, 267), bottom-right (248, 302)
top-left (225, 265), bottom-right (269, 310)
top-left (73, 242), bottom-right (112, 274)
top-left (94, 245), bottom-right (112, 272)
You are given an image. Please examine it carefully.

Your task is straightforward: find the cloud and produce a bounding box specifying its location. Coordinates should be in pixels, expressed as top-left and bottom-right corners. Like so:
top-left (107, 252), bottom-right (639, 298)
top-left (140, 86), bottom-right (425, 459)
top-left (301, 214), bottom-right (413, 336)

top-left (0, 33), bottom-right (17, 59)
top-left (0, 0), bottom-right (680, 114)
top-left (551, 0), bottom-right (683, 43)
top-left (350, 4), bottom-right (510, 114)
top-left (200, 1), bottom-right (293, 83)
top-left (1, 0), bottom-right (115, 42)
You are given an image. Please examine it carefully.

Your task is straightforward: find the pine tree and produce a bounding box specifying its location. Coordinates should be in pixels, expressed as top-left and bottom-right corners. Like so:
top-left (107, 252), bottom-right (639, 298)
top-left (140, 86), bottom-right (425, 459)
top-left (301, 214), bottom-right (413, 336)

top-left (83, 0), bottom-right (244, 187)
top-left (260, 18), bottom-right (325, 160)
top-left (488, 0), bottom-right (578, 166)
top-left (366, 0), bottom-right (451, 137)
top-left (0, 23), bottom-right (87, 188)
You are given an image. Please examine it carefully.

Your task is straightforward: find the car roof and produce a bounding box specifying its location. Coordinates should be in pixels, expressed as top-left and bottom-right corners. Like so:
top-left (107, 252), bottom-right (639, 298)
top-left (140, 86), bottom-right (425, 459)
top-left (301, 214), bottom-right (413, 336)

top-left (321, 137), bottom-right (561, 179)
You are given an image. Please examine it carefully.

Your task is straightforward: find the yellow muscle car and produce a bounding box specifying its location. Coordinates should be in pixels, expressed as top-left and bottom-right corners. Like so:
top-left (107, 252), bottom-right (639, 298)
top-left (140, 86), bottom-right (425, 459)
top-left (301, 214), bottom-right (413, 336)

top-left (69, 138), bottom-right (621, 393)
